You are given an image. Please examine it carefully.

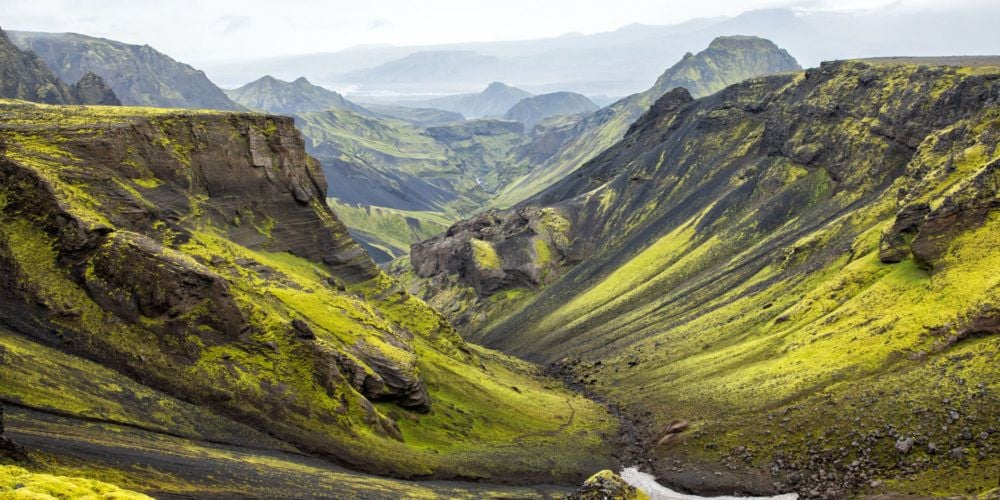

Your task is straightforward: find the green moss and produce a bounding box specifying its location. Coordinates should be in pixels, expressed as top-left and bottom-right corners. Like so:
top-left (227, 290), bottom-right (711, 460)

top-left (470, 238), bottom-right (501, 271)
top-left (0, 465), bottom-right (152, 499)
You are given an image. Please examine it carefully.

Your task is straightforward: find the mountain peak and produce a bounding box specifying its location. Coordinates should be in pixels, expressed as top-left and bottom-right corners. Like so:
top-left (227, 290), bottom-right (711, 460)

top-left (649, 35), bottom-right (800, 98)
top-left (227, 72), bottom-right (367, 115)
top-left (485, 81), bottom-right (513, 91)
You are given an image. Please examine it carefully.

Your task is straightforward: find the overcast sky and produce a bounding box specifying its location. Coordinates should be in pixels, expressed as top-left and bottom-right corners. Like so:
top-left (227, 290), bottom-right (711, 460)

top-left (1, 0), bottom-right (989, 63)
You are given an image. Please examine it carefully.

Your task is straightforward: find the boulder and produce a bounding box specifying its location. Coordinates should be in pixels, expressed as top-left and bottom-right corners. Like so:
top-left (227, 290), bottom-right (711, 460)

top-left (570, 470), bottom-right (647, 499)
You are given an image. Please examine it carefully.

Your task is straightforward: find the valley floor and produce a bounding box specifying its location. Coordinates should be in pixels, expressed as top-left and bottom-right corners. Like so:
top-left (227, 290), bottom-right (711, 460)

top-left (3, 405), bottom-right (573, 499)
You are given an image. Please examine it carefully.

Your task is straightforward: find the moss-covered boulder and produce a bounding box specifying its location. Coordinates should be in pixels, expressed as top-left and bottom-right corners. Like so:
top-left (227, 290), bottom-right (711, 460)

top-left (570, 470), bottom-right (648, 500)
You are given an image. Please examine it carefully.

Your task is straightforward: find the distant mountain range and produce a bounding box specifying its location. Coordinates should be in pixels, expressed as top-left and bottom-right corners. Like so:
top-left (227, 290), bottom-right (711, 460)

top-left (10, 30), bottom-right (242, 110)
top-left (417, 82), bottom-right (531, 119)
top-left (200, 6), bottom-right (1000, 97)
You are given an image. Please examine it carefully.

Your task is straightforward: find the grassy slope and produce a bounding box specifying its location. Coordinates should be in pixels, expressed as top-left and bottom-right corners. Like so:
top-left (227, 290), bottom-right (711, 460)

top-left (470, 62), bottom-right (999, 494)
top-left (328, 198), bottom-right (452, 262)
top-left (0, 100), bottom-right (615, 493)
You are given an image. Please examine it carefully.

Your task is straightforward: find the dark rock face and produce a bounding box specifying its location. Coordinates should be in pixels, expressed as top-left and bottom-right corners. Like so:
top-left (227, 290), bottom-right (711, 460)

top-left (70, 71), bottom-right (120, 105)
top-left (10, 31), bottom-right (242, 110)
top-left (0, 27), bottom-right (75, 104)
top-left (81, 231), bottom-right (247, 340)
top-left (411, 207), bottom-right (573, 298)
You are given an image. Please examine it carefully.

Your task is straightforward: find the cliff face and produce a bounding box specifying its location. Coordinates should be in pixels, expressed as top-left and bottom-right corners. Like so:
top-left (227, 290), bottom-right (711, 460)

top-left (0, 28), bottom-right (75, 105)
top-left (10, 31), bottom-right (241, 110)
top-left (0, 100), bottom-right (614, 484)
top-left (409, 60), bottom-right (1000, 495)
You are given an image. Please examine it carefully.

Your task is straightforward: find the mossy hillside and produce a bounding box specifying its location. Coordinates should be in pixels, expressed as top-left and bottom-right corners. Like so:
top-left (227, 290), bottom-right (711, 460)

top-left (458, 61), bottom-right (1000, 495)
top-left (0, 465), bottom-right (151, 500)
top-left (328, 197), bottom-right (452, 262)
top-left (0, 100), bottom-right (615, 482)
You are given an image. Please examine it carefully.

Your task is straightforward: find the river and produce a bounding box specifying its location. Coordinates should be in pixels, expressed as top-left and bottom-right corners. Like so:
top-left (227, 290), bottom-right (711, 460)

top-left (621, 467), bottom-right (799, 500)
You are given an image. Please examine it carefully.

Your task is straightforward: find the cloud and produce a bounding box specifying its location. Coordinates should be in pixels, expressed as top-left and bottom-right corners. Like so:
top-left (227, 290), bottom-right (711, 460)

top-left (217, 15), bottom-right (251, 35)
top-left (368, 19), bottom-right (391, 31)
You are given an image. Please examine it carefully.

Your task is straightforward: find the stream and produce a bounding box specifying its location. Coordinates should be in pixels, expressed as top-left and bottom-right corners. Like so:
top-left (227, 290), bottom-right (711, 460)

top-left (621, 467), bottom-right (799, 500)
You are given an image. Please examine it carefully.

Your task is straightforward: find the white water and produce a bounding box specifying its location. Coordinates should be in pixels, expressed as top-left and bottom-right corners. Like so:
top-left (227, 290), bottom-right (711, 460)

top-left (620, 467), bottom-right (799, 500)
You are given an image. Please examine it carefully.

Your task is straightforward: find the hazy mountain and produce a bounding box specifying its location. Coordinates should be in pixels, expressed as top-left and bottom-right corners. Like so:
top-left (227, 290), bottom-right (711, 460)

top-left (419, 82), bottom-right (531, 119)
top-left (408, 58), bottom-right (1000, 496)
top-left (10, 30), bottom-right (241, 110)
top-left (199, 5), bottom-right (1000, 98)
top-left (342, 50), bottom-right (500, 91)
top-left (0, 27), bottom-right (76, 104)
top-left (503, 91), bottom-right (597, 129)
top-left (225, 75), bottom-right (368, 115)
top-left (0, 27), bottom-right (119, 106)
top-left (494, 35), bottom-right (801, 206)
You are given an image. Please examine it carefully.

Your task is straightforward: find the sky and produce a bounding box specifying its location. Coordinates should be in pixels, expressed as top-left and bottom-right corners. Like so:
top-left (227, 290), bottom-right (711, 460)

top-left (1, 0), bottom-right (986, 64)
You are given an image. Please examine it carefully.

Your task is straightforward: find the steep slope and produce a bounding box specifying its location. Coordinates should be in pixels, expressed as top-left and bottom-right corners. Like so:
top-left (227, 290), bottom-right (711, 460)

top-left (10, 31), bottom-right (242, 110)
top-left (422, 82), bottom-right (532, 119)
top-left (0, 27), bottom-right (75, 105)
top-left (494, 36), bottom-right (800, 206)
top-left (0, 100), bottom-right (615, 492)
top-left (410, 60), bottom-right (1000, 496)
top-left (503, 91), bottom-right (598, 129)
top-left (226, 75), bottom-right (370, 115)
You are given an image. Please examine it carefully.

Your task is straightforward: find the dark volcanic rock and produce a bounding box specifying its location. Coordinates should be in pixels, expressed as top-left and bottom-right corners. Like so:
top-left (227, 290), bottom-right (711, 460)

top-left (411, 207), bottom-right (573, 297)
top-left (10, 30), bottom-right (242, 110)
top-left (70, 71), bottom-right (120, 105)
top-left (0, 27), bottom-right (75, 104)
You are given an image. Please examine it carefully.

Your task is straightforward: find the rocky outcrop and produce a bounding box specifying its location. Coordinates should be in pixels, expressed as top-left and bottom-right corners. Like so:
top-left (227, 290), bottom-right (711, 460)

top-left (70, 72), bottom-right (120, 105)
top-left (570, 470), bottom-right (647, 500)
top-left (411, 207), bottom-right (573, 297)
